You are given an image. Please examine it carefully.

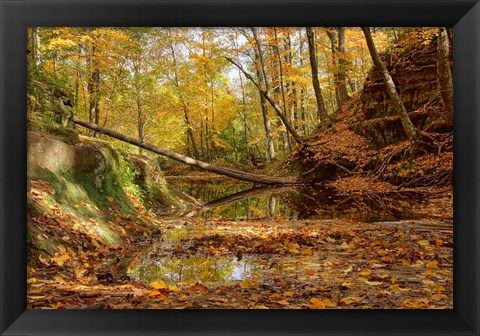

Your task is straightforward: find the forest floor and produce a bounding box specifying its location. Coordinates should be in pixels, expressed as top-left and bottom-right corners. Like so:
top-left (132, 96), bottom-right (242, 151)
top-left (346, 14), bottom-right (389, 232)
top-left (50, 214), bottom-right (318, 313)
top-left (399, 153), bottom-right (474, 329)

top-left (28, 202), bottom-right (453, 309)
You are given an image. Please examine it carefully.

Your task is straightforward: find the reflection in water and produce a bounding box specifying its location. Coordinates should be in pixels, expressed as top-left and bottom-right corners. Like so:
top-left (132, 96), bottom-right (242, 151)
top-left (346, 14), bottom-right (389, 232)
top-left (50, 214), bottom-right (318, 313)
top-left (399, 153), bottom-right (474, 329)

top-left (124, 221), bottom-right (331, 285)
top-left (119, 177), bottom-right (451, 286)
top-left (127, 254), bottom-right (267, 284)
top-left (167, 178), bottom-right (444, 222)
top-left (180, 185), bottom-right (292, 219)
top-left (126, 224), bottom-right (263, 284)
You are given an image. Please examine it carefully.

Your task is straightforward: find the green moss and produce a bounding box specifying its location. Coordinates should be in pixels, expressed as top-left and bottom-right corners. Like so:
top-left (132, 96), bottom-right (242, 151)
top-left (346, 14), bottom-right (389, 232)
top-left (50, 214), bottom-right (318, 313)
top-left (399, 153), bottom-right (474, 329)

top-left (27, 134), bottom-right (196, 267)
top-left (44, 125), bottom-right (79, 144)
top-left (66, 171), bottom-right (134, 214)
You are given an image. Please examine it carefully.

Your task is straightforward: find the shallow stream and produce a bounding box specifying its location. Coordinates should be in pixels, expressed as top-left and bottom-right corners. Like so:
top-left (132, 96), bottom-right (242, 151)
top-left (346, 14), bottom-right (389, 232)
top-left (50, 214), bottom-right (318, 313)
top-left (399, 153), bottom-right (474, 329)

top-left (119, 177), bottom-right (453, 290)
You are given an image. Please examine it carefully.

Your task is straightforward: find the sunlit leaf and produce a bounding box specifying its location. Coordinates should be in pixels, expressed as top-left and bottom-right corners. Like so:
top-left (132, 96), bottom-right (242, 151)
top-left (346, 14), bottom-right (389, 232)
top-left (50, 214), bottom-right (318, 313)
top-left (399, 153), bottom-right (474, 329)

top-left (51, 252), bottom-right (70, 266)
top-left (359, 269), bottom-right (372, 277)
top-left (319, 298), bottom-right (337, 307)
top-left (168, 285), bottom-right (181, 292)
top-left (417, 240), bottom-right (430, 246)
top-left (150, 280), bottom-right (167, 289)
top-left (309, 298), bottom-right (326, 309)
top-left (339, 296), bottom-right (363, 305)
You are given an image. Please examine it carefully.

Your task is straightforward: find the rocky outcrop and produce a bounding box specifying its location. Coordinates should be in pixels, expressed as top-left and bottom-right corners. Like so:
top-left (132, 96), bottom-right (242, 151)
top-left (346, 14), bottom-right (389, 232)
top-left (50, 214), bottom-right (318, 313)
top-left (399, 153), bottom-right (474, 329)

top-left (350, 110), bottom-right (430, 148)
top-left (28, 131), bottom-right (196, 211)
top-left (285, 30), bottom-right (453, 185)
top-left (127, 154), bottom-right (199, 211)
top-left (28, 131), bottom-right (118, 189)
top-left (361, 31), bottom-right (450, 121)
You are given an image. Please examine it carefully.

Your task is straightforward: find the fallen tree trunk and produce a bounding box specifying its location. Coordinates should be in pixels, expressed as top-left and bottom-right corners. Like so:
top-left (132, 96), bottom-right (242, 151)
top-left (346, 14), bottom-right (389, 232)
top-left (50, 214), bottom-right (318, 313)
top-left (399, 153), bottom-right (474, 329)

top-left (71, 116), bottom-right (299, 185)
top-left (182, 185), bottom-right (294, 218)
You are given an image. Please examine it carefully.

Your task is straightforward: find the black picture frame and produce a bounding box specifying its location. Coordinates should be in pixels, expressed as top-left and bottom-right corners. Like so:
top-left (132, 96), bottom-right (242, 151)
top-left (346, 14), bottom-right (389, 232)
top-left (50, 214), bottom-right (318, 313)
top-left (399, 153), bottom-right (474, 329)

top-left (1, 0), bottom-right (479, 335)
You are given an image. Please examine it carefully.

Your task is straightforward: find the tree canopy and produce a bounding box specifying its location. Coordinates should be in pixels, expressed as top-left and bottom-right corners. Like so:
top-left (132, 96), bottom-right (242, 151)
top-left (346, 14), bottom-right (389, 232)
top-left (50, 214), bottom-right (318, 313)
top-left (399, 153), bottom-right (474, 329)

top-left (28, 27), bottom-right (398, 165)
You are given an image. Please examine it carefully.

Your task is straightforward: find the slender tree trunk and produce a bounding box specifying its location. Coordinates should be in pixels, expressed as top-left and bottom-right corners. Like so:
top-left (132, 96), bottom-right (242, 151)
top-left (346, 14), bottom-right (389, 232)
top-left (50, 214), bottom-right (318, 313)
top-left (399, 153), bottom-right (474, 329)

top-left (88, 69), bottom-right (101, 137)
top-left (238, 60), bottom-right (303, 144)
top-left (251, 28), bottom-right (302, 145)
top-left (305, 27), bottom-right (329, 130)
top-left (200, 128), bottom-right (205, 159)
top-left (204, 100), bottom-right (212, 162)
top-left (30, 27), bottom-right (41, 66)
top-left (337, 28), bottom-right (350, 107)
top-left (135, 95), bottom-right (144, 153)
top-left (273, 29), bottom-right (289, 122)
top-left (231, 123), bottom-right (238, 165)
top-left (284, 32), bottom-right (296, 151)
top-left (326, 28), bottom-right (350, 109)
top-left (183, 103), bottom-right (199, 159)
top-left (93, 68), bottom-right (100, 127)
top-left (169, 41), bottom-right (199, 159)
top-left (268, 196), bottom-right (277, 217)
top-left (238, 68), bottom-right (250, 163)
top-left (73, 49), bottom-right (80, 127)
top-left (202, 31), bottom-right (213, 162)
top-left (361, 27), bottom-right (420, 142)
top-left (255, 54), bottom-right (276, 161)
top-left (326, 28), bottom-right (341, 109)
top-left (437, 27), bottom-right (453, 127)
top-left (210, 83), bottom-right (217, 161)
top-left (273, 29), bottom-right (292, 153)
top-left (298, 36), bottom-right (307, 135)
top-left (86, 30), bottom-right (101, 137)
top-left (133, 61), bottom-right (144, 154)
top-left (71, 116), bottom-right (299, 185)
top-left (226, 49), bottom-right (302, 144)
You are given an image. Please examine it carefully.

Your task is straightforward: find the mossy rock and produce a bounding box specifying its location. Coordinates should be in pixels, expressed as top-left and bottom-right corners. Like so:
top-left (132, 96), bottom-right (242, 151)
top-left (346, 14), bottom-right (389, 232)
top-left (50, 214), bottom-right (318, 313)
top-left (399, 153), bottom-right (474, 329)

top-left (126, 154), bottom-right (197, 211)
top-left (44, 126), bottom-right (79, 144)
top-left (28, 131), bottom-right (77, 179)
top-left (350, 111), bottom-right (429, 148)
top-left (127, 154), bottom-right (163, 186)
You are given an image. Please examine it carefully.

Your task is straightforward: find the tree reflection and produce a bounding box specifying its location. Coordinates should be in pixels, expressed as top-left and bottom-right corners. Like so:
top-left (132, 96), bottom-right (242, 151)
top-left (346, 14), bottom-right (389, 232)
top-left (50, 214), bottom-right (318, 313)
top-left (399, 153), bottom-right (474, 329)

top-left (128, 255), bottom-right (241, 284)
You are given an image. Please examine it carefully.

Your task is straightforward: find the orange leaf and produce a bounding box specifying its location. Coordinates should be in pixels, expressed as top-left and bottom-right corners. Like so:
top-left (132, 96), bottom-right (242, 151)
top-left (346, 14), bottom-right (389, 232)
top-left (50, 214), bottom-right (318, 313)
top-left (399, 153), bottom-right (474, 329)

top-left (339, 297), bottom-right (363, 305)
top-left (150, 280), bottom-right (167, 289)
top-left (309, 298), bottom-right (326, 309)
top-left (359, 269), bottom-right (372, 277)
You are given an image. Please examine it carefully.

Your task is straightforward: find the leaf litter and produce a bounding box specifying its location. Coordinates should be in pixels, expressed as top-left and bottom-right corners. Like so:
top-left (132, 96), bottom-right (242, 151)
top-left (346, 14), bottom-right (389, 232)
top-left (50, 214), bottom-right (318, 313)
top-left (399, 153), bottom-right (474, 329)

top-left (28, 216), bottom-right (452, 309)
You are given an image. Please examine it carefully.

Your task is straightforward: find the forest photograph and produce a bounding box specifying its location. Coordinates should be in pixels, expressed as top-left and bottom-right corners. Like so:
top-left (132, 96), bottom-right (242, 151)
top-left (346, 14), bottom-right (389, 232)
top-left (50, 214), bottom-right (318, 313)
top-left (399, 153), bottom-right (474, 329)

top-left (27, 27), bottom-right (453, 309)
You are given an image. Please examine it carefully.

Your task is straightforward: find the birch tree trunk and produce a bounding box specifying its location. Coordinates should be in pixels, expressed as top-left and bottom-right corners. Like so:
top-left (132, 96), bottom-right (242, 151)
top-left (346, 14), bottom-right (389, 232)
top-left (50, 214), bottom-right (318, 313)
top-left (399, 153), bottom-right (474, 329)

top-left (253, 49), bottom-right (275, 161)
top-left (227, 31), bottom-right (302, 145)
top-left (361, 27), bottom-right (420, 143)
top-left (437, 27), bottom-right (453, 127)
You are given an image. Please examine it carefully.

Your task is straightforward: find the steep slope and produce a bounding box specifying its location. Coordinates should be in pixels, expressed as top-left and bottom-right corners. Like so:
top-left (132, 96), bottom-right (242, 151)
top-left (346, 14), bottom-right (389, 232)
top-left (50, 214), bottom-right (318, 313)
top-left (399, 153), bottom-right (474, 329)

top-left (285, 30), bottom-right (453, 190)
top-left (27, 131), bottom-right (196, 267)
